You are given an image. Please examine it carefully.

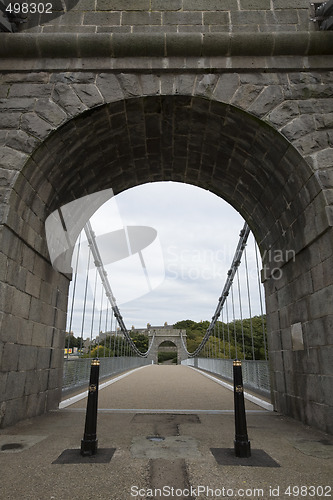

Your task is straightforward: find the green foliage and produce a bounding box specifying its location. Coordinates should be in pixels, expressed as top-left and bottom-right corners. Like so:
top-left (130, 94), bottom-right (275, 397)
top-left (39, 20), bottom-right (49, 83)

top-left (130, 332), bottom-right (149, 352)
top-left (174, 316), bottom-right (267, 360)
top-left (158, 351), bottom-right (177, 363)
top-left (88, 346), bottom-right (113, 358)
top-left (97, 332), bottom-right (149, 355)
top-left (65, 333), bottom-right (82, 348)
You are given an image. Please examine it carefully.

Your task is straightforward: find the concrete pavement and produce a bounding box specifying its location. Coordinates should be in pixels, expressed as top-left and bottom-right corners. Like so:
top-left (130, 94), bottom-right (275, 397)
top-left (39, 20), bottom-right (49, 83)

top-left (0, 365), bottom-right (332, 500)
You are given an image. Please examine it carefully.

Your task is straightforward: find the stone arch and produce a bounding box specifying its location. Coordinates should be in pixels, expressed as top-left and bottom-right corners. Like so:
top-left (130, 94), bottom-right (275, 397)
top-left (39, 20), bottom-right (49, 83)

top-left (9, 93), bottom-right (330, 262)
top-left (1, 70), bottom-right (333, 237)
top-left (147, 328), bottom-right (188, 365)
top-left (1, 93), bottom-right (332, 433)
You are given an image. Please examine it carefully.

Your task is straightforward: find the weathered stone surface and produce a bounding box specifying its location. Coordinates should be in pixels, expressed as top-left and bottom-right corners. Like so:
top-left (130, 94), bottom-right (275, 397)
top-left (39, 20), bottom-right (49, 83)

top-left (47, 367), bottom-right (62, 390)
top-left (0, 112), bottom-right (22, 129)
top-left (34, 99), bottom-right (68, 127)
top-left (20, 112), bottom-right (55, 140)
top-left (52, 83), bottom-right (87, 117)
top-left (184, 0), bottom-right (237, 9)
top-left (25, 271), bottom-right (41, 299)
top-left (213, 74), bottom-right (240, 103)
top-left (281, 115), bottom-right (316, 142)
top-left (0, 397), bottom-right (26, 428)
top-left (248, 85), bottom-right (284, 117)
top-left (266, 101), bottom-right (300, 128)
top-left (139, 74), bottom-right (161, 96)
top-left (2, 343), bottom-right (20, 372)
top-left (152, 0), bottom-right (182, 10)
top-left (8, 83), bottom-right (53, 98)
top-left (26, 391), bottom-right (46, 418)
top-left (18, 345), bottom-right (38, 371)
top-left (24, 369), bottom-right (47, 395)
top-left (97, 0), bottom-right (150, 9)
top-left (0, 98), bottom-right (35, 112)
top-left (5, 130), bottom-right (40, 154)
top-left (319, 346), bottom-right (333, 376)
top-left (240, 0), bottom-right (270, 9)
top-left (46, 387), bottom-right (62, 411)
top-left (0, 371), bottom-right (6, 400)
top-left (72, 84), bottom-right (104, 107)
top-left (0, 146), bottom-right (27, 170)
top-left (203, 11), bottom-right (229, 25)
top-left (5, 371), bottom-right (26, 399)
top-left (83, 12), bottom-right (120, 26)
top-left (195, 74), bottom-right (218, 98)
top-left (1, 314), bottom-right (22, 344)
top-left (163, 11), bottom-right (202, 26)
top-left (117, 73), bottom-right (143, 97)
top-left (96, 73), bottom-right (124, 102)
top-left (37, 347), bottom-right (52, 370)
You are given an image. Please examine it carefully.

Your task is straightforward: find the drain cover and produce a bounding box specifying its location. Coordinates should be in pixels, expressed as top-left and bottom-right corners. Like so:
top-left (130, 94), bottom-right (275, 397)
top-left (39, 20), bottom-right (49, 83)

top-left (147, 436), bottom-right (165, 442)
top-left (1, 443), bottom-right (24, 451)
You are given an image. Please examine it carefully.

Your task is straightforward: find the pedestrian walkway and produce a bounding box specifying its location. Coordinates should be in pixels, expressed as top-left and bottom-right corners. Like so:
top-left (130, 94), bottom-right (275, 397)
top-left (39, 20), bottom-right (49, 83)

top-left (0, 365), bottom-right (332, 500)
top-left (65, 364), bottom-right (263, 412)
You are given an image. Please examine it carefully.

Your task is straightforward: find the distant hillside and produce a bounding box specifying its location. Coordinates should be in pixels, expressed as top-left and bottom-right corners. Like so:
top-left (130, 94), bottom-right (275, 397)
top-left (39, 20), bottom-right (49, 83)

top-left (67, 316), bottom-right (267, 360)
top-left (174, 316), bottom-right (267, 360)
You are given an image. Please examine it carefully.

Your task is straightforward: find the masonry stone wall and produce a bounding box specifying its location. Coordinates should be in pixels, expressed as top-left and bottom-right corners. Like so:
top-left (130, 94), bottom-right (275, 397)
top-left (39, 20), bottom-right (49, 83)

top-left (18, 0), bottom-right (315, 34)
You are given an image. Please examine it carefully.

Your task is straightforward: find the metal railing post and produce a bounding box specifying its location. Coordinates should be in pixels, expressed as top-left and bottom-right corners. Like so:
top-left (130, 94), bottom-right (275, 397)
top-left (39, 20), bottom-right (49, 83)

top-left (81, 358), bottom-right (100, 456)
top-left (233, 359), bottom-right (251, 457)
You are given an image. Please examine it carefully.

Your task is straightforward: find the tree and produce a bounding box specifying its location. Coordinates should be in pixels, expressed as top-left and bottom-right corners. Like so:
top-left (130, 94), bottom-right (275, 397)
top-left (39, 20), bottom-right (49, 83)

top-left (174, 316), bottom-right (267, 360)
top-left (65, 333), bottom-right (82, 349)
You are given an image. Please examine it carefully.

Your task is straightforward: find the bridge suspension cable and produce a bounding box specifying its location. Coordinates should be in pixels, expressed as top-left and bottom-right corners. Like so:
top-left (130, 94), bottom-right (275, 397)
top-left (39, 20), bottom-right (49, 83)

top-left (82, 220), bottom-right (155, 358)
top-left (181, 222), bottom-right (252, 357)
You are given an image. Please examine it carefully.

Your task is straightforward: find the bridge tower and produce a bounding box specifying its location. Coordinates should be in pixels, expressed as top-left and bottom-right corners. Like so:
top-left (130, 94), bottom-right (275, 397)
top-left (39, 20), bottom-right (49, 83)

top-left (147, 325), bottom-right (188, 365)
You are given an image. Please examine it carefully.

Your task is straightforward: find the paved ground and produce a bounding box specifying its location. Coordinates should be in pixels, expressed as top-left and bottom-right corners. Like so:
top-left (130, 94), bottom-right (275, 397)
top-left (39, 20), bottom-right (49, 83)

top-left (0, 365), bottom-right (332, 500)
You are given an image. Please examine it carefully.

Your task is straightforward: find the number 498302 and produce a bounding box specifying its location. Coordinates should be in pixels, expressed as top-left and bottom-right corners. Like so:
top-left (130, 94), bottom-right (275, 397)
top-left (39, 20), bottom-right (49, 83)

top-left (6, 3), bottom-right (53, 14)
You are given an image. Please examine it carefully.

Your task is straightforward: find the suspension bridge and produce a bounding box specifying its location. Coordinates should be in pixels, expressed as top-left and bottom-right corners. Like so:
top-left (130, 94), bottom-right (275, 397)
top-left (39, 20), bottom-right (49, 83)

top-left (62, 216), bottom-right (270, 402)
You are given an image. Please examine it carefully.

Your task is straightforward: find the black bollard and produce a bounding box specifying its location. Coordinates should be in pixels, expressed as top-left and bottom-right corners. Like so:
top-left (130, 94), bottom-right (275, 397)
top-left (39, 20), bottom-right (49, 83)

top-left (81, 358), bottom-right (100, 456)
top-left (233, 359), bottom-right (251, 458)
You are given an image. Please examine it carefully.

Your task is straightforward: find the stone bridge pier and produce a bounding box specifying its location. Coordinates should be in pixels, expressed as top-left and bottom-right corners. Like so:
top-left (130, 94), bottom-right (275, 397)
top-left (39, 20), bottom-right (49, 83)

top-left (147, 327), bottom-right (188, 365)
top-left (0, 2), bottom-right (332, 433)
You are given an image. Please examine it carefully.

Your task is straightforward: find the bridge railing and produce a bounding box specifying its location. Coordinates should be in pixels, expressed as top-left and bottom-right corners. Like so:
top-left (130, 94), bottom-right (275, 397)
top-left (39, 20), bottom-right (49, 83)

top-left (182, 358), bottom-right (271, 400)
top-left (62, 356), bottom-right (151, 396)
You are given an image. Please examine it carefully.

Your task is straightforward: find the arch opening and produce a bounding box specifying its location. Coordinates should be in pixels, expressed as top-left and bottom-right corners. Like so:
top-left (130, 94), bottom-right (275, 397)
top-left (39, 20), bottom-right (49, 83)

top-left (158, 341), bottom-right (178, 365)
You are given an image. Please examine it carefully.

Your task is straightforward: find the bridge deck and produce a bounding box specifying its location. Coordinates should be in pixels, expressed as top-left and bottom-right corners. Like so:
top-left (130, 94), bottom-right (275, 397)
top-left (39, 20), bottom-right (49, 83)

top-left (67, 364), bottom-right (263, 412)
top-left (0, 365), bottom-right (331, 500)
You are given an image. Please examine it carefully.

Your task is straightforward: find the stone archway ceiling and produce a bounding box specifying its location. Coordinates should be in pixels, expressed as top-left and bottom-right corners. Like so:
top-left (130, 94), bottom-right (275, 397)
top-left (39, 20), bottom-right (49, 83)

top-left (25, 95), bottom-right (315, 256)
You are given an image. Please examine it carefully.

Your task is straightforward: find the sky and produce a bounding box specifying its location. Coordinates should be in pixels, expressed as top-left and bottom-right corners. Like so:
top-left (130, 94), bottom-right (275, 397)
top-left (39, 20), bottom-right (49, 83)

top-left (66, 182), bottom-right (265, 337)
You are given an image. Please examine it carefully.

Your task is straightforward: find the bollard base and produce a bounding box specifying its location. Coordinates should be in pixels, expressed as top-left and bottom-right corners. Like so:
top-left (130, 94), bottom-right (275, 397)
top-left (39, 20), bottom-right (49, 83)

top-left (81, 438), bottom-right (98, 457)
top-left (234, 439), bottom-right (251, 458)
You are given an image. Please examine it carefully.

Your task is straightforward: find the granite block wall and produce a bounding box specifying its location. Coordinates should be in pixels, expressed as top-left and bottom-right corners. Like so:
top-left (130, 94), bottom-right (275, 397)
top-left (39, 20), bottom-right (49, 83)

top-left (15, 0), bottom-right (315, 34)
